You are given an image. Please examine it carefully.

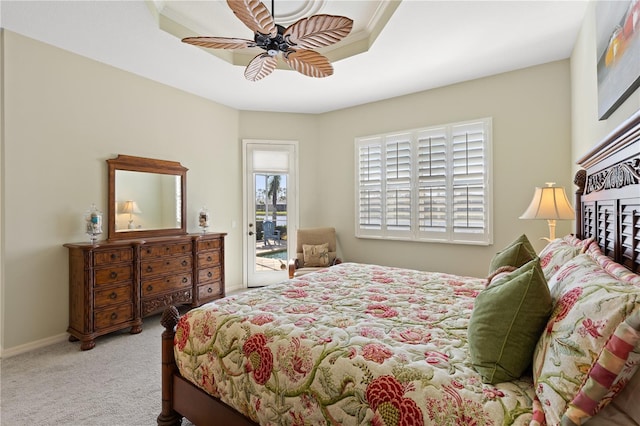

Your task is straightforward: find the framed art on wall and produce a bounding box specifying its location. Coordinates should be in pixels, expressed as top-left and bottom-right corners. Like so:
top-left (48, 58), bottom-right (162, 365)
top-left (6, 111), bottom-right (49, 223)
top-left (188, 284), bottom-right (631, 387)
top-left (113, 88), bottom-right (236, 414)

top-left (596, 0), bottom-right (640, 120)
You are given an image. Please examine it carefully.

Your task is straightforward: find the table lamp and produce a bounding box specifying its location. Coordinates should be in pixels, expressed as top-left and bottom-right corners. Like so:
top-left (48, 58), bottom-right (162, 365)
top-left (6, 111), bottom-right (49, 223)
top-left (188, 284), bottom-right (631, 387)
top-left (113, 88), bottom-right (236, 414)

top-left (121, 200), bottom-right (142, 229)
top-left (520, 182), bottom-right (574, 241)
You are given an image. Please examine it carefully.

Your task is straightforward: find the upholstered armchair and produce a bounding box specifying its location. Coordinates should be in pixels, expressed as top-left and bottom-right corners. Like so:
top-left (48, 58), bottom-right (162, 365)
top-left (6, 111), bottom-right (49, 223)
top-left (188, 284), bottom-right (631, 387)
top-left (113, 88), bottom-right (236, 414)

top-left (288, 227), bottom-right (342, 279)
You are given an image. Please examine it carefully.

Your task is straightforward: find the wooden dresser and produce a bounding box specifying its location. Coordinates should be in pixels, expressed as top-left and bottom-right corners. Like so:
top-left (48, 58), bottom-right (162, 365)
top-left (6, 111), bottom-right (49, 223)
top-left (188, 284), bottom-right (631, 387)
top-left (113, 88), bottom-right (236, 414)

top-left (64, 232), bottom-right (225, 350)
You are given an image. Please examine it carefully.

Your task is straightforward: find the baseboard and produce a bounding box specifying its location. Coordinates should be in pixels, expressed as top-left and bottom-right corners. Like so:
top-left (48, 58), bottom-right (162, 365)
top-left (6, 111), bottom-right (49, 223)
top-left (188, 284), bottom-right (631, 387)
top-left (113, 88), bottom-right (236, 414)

top-left (226, 284), bottom-right (248, 295)
top-left (0, 332), bottom-right (69, 359)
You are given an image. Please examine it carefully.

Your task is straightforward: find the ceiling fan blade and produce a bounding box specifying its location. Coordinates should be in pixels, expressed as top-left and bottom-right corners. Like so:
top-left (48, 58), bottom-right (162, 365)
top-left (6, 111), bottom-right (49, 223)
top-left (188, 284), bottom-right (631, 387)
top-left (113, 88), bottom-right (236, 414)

top-left (284, 15), bottom-right (353, 49)
top-left (244, 53), bottom-right (278, 81)
top-left (227, 0), bottom-right (277, 37)
top-left (182, 36), bottom-right (255, 50)
top-left (283, 49), bottom-right (333, 78)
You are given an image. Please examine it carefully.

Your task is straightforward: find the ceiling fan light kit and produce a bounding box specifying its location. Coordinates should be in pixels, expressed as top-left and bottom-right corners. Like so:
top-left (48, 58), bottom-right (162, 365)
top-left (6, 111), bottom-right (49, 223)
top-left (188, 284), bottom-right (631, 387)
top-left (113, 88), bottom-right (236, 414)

top-left (182, 0), bottom-right (353, 81)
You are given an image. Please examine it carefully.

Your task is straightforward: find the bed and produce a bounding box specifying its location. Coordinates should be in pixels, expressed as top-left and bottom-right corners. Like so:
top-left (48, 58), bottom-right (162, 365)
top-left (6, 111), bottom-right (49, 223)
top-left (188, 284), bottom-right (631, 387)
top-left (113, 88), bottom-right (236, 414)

top-left (158, 111), bottom-right (640, 426)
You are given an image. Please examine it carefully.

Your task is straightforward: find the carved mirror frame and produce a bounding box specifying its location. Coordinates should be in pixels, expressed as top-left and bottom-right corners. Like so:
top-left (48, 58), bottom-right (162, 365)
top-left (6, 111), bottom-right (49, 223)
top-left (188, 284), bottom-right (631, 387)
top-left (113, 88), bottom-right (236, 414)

top-left (107, 155), bottom-right (188, 241)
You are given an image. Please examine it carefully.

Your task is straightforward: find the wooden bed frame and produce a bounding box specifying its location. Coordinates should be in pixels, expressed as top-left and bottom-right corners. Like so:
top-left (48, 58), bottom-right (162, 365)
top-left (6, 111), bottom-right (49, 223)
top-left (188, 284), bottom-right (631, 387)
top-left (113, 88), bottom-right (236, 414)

top-left (157, 111), bottom-right (640, 425)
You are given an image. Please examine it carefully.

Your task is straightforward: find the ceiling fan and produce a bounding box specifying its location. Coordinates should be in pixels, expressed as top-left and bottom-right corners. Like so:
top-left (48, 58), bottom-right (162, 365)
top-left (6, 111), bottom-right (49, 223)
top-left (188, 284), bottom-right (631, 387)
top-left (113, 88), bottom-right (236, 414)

top-left (182, 0), bottom-right (354, 81)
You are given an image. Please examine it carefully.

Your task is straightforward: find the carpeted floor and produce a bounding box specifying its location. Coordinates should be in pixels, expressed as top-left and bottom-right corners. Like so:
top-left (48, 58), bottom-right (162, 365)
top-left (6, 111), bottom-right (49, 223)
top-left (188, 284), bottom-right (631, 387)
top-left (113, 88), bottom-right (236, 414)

top-left (0, 312), bottom-right (180, 426)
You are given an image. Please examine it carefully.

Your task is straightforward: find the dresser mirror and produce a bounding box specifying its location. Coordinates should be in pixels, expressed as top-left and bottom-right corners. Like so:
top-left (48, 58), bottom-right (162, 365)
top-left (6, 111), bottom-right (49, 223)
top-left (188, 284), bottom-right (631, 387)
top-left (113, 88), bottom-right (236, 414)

top-left (107, 155), bottom-right (188, 241)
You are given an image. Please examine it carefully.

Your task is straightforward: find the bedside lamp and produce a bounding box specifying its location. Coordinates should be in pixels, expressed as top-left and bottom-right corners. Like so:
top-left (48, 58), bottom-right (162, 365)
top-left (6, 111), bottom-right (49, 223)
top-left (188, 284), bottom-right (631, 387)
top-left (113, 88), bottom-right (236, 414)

top-left (520, 182), bottom-right (575, 241)
top-left (120, 200), bottom-right (142, 229)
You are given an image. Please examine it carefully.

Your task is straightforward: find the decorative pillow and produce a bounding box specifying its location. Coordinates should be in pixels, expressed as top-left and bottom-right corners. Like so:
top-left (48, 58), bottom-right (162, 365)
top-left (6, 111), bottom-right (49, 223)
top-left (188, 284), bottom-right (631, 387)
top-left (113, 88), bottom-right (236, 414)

top-left (532, 254), bottom-right (640, 425)
top-left (584, 366), bottom-right (640, 426)
top-left (586, 242), bottom-right (640, 285)
top-left (485, 265), bottom-right (517, 287)
top-left (563, 308), bottom-right (640, 425)
top-left (562, 235), bottom-right (595, 252)
top-left (469, 258), bottom-right (552, 384)
top-left (546, 254), bottom-right (606, 305)
top-left (302, 243), bottom-right (330, 267)
top-left (539, 238), bottom-right (581, 282)
top-left (488, 234), bottom-right (536, 274)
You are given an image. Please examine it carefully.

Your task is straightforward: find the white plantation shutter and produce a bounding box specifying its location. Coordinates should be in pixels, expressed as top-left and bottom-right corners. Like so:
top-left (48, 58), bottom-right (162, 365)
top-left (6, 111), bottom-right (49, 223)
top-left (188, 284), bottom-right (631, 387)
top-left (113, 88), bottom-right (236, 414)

top-left (450, 121), bottom-right (491, 243)
top-left (357, 138), bottom-right (383, 235)
top-left (385, 134), bottom-right (412, 235)
top-left (356, 118), bottom-right (491, 245)
top-left (417, 128), bottom-right (448, 239)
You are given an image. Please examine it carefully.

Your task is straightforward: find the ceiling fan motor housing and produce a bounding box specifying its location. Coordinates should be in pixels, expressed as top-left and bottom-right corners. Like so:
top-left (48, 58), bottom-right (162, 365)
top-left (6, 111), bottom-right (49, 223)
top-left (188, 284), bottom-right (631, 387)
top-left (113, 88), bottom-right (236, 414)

top-left (255, 24), bottom-right (290, 56)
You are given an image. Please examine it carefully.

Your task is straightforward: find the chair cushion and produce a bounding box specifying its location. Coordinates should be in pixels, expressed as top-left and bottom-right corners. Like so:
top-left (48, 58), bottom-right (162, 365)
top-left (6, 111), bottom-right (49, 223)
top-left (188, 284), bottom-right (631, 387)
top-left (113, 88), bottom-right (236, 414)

top-left (302, 243), bottom-right (330, 267)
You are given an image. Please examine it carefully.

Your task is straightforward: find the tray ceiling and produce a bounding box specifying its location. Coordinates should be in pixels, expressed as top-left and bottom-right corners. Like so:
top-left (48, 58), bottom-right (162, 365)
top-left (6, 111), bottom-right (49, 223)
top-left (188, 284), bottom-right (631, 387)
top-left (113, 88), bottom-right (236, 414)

top-left (1, 0), bottom-right (589, 114)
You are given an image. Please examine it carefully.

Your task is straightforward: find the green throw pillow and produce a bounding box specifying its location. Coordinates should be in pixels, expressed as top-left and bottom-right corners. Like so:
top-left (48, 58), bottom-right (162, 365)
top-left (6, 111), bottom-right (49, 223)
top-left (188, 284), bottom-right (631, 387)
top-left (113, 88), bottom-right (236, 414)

top-left (488, 234), bottom-right (536, 274)
top-left (469, 257), bottom-right (552, 384)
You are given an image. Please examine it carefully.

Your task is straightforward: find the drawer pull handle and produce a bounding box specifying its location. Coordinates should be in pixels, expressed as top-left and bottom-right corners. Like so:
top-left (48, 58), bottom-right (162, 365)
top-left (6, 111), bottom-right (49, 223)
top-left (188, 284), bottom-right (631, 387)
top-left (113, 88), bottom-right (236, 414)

top-left (147, 285), bottom-right (153, 292)
top-left (207, 287), bottom-right (213, 293)
top-left (111, 312), bottom-right (118, 320)
top-left (166, 261), bottom-right (171, 266)
top-left (181, 260), bottom-right (188, 267)
top-left (166, 247), bottom-right (170, 251)
top-left (146, 266), bottom-right (153, 272)
top-left (182, 277), bottom-right (188, 283)
top-left (207, 272), bottom-right (213, 278)
top-left (111, 253), bottom-right (117, 259)
top-left (207, 256), bottom-right (213, 262)
top-left (110, 292), bottom-right (117, 299)
top-left (110, 272), bottom-right (118, 279)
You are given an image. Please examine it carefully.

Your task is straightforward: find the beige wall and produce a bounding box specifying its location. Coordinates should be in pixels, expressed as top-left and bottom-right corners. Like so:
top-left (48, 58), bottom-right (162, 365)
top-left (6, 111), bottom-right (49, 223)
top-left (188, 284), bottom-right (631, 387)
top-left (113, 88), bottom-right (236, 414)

top-left (313, 61), bottom-right (573, 277)
top-left (1, 31), bottom-right (243, 352)
top-left (1, 30), bottom-right (574, 354)
top-left (237, 112), bottom-right (322, 226)
top-left (237, 60), bottom-right (574, 277)
top-left (571, 1), bottom-right (640, 162)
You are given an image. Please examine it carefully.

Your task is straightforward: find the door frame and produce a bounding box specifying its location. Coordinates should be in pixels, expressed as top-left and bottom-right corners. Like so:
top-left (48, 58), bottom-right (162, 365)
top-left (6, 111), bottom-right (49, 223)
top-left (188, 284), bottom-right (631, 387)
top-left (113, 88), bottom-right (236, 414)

top-left (242, 139), bottom-right (298, 287)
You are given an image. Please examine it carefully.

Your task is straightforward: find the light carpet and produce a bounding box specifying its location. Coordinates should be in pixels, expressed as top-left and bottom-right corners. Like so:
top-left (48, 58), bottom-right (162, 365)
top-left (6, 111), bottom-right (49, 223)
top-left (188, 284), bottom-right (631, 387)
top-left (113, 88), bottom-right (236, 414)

top-left (0, 312), bottom-right (190, 426)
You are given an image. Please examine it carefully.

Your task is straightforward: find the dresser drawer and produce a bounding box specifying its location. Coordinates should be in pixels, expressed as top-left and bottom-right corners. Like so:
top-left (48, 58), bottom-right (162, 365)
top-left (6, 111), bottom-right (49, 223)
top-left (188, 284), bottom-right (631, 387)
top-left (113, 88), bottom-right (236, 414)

top-left (196, 238), bottom-right (221, 251)
top-left (197, 250), bottom-right (221, 268)
top-left (94, 304), bottom-right (133, 329)
top-left (93, 248), bottom-right (133, 266)
top-left (197, 266), bottom-right (221, 283)
top-left (94, 265), bottom-right (133, 286)
top-left (141, 256), bottom-right (192, 277)
top-left (198, 281), bottom-right (221, 300)
top-left (140, 242), bottom-right (192, 259)
top-left (94, 284), bottom-right (132, 308)
top-left (141, 273), bottom-right (192, 297)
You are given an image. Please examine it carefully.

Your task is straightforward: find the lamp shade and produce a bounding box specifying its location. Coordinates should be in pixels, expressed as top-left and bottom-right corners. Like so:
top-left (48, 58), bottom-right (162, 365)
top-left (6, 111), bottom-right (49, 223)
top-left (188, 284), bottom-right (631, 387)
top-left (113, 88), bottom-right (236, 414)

top-left (120, 200), bottom-right (142, 215)
top-left (519, 183), bottom-right (574, 220)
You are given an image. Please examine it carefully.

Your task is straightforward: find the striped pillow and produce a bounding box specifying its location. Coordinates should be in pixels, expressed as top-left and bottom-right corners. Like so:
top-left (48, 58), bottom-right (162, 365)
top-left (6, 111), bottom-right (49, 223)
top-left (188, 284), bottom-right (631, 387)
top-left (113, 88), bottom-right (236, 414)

top-left (562, 309), bottom-right (640, 425)
top-left (585, 242), bottom-right (640, 285)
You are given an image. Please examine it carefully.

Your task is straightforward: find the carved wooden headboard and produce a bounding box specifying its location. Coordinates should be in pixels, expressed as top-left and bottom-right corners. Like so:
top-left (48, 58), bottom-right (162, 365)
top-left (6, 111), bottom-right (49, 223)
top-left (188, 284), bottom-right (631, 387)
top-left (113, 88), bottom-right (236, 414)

top-left (575, 110), bottom-right (640, 273)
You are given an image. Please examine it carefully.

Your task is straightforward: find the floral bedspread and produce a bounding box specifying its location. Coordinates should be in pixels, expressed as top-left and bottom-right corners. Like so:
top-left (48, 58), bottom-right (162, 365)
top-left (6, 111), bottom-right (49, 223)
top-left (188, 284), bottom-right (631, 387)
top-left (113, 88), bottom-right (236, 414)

top-left (174, 262), bottom-right (536, 425)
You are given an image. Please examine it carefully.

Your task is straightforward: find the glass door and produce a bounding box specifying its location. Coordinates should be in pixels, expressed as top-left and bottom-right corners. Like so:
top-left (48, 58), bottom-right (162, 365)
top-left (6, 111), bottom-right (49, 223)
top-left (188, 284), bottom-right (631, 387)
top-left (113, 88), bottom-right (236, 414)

top-left (243, 141), bottom-right (298, 287)
top-left (254, 173), bottom-right (288, 273)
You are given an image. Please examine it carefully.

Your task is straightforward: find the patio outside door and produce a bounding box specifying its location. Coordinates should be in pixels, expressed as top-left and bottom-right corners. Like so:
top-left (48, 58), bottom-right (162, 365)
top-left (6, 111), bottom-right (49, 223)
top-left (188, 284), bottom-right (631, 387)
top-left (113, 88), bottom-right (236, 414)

top-left (243, 140), bottom-right (298, 287)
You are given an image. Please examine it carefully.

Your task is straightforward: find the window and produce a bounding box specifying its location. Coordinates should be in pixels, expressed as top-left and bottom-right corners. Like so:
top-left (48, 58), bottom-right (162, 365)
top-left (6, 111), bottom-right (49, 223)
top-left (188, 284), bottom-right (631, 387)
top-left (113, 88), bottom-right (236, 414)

top-left (356, 118), bottom-right (492, 245)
